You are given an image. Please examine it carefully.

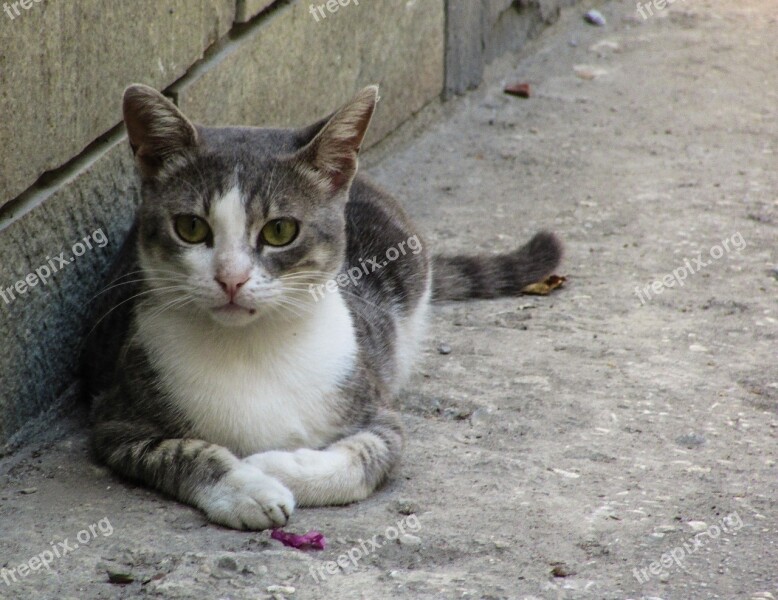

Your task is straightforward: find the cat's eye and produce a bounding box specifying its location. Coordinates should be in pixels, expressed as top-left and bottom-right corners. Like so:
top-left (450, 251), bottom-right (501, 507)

top-left (260, 218), bottom-right (299, 247)
top-left (174, 215), bottom-right (210, 244)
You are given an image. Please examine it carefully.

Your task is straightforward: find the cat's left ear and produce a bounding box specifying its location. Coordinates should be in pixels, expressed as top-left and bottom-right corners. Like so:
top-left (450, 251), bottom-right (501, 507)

top-left (295, 85), bottom-right (379, 195)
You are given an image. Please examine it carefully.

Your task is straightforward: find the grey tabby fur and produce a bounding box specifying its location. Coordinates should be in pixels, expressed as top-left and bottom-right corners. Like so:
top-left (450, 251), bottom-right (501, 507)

top-left (84, 84), bottom-right (562, 530)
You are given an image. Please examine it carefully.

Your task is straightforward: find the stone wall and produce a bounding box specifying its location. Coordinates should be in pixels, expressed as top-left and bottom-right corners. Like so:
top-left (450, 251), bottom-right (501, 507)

top-left (0, 0), bottom-right (577, 447)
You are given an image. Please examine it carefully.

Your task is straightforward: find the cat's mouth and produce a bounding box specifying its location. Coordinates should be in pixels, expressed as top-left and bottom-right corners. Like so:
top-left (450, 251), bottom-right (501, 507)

top-left (212, 302), bottom-right (257, 316)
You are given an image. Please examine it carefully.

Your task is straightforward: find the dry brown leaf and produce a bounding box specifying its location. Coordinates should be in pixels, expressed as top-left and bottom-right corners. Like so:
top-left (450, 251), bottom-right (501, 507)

top-left (521, 274), bottom-right (566, 296)
top-left (504, 82), bottom-right (531, 98)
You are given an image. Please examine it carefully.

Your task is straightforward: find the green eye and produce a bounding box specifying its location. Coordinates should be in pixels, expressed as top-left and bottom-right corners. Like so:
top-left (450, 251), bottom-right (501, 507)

top-left (174, 215), bottom-right (210, 244)
top-left (261, 218), bottom-right (299, 247)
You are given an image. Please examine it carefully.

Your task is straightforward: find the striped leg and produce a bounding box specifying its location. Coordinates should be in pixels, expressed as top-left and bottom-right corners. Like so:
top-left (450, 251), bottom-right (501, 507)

top-left (93, 421), bottom-right (295, 530)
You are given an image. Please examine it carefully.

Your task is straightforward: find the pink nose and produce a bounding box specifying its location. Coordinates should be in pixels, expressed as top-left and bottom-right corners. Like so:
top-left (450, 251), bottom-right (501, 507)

top-left (215, 272), bottom-right (250, 300)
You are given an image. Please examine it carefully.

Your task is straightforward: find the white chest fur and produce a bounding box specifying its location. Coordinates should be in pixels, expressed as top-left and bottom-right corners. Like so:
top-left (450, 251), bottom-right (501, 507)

top-left (136, 292), bottom-right (358, 456)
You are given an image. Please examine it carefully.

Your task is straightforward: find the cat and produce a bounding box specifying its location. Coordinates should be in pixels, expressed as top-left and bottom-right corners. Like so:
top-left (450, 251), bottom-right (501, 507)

top-left (85, 83), bottom-right (562, 530)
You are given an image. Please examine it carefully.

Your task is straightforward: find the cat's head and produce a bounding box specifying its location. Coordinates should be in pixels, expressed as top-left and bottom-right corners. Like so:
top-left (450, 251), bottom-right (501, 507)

top-left (122, 84), bottom-right (378, 327)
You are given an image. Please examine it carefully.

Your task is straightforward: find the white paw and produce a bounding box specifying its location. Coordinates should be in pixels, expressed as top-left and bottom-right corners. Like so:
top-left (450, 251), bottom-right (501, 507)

top-left (198, 463), bottom-right (295, 530)
top-left (243, 450), bottom-right (311, 478)
top-left (243, 449), bottom-right (370, 506)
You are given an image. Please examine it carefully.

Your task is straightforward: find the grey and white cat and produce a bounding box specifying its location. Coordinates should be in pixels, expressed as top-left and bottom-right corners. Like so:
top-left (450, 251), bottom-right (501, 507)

top-left (85, 84), bottom-right (562, 530)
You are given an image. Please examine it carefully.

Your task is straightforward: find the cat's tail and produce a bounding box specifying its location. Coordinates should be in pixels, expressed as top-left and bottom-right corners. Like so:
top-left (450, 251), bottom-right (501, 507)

top-left (431, 231), bottom-right (563, 302)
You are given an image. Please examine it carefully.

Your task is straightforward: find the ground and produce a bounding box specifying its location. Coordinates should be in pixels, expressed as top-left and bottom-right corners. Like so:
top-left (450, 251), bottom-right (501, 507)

top-left (1, 1), bottom-right (776, 598)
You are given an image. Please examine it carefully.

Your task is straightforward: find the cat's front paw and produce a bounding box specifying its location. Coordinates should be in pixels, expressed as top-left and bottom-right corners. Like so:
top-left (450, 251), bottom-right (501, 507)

top-left (198, 463), bottom-right (295, 530)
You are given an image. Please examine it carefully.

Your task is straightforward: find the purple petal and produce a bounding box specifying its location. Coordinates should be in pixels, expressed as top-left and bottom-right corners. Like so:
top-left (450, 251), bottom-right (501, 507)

top-left (271, 528), bottom-right (327, 551)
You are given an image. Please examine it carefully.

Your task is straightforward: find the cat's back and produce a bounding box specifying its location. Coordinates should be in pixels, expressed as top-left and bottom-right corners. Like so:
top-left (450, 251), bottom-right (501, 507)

top-left (343, 177), bottom-right (432, 389)
top-left (345, 176), bottom-right (430, 306)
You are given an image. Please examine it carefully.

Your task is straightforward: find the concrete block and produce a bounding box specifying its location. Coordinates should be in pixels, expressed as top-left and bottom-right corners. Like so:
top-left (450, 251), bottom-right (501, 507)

top-left (0, 0), bottom-right (235, 207)
top-left (445, 1), bottom-right (485, 96)
top-left (483, 0), bottom-right (572, 63)
top-left (445, 0), bottom-right (574, 95)
top-left (174, 0), bottom-right (445, 148)
top-left (0, 135), bottom-right (139, 444)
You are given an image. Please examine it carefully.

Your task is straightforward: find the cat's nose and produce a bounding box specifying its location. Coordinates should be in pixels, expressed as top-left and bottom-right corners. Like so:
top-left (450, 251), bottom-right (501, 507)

top-left (215, 272), bottom-right (250, 299)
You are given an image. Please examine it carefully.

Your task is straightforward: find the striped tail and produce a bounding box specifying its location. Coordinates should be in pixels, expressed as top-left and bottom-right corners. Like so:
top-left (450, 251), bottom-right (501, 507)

top-left (432, 231), bottom-right (562, 302)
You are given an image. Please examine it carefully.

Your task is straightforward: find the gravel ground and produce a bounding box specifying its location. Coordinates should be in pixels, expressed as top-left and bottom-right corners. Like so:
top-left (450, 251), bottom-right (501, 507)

top-left (1, 1), bottom-right (776, 598)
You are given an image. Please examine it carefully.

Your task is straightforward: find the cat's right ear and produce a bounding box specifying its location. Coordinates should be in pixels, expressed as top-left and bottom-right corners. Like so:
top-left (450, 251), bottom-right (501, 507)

top-left (123, 84), bottom-right (199, 179)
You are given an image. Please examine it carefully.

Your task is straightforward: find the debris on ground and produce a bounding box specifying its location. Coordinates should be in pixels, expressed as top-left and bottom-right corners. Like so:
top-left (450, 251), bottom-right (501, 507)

top-left (504, 82), bottom-right (531, 98)
top-left (584, 9), bottom-right (606, 26)
top-left (521, 275), bottom-right (566, 296)
top-left (270, 528), bottom-right (326, 550)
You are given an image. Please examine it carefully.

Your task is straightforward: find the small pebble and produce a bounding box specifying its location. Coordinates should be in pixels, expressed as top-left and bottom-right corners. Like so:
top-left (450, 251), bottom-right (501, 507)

top-left (470, 407), bottom-right (493, 426)
top-left (551, 467), bottom-right (580, 479)
top-left (267, 585), bottom-right (296, 594)
top-left (655, 525), bottom-right (677, 533)
top-left (584, 9), bottom-right (606, 26)
top-left (19, 487), bottom-right (38, 495)
top-left (216, 556), bottom-right (238, 571)
top-left (573, 65), bottom-right (608, 80)
top-left (550, 562), bottom-right (575, 577)
top-left (392, 498), bottom-right (420, 516)
top-left (107, 571), bottom-right (134, 584)
top-left (676, 432), bottom-right (706, 448)
top-left (399, 534), bottom-right (422, 546)
top-left (589, 39), bottom-right (620, 54)
top-left (443, 406), bottom-right (471, 420)
top-left (687, 521), bottom-right (708, 532)
top-left (437, 343), bottom-right (452, 355)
